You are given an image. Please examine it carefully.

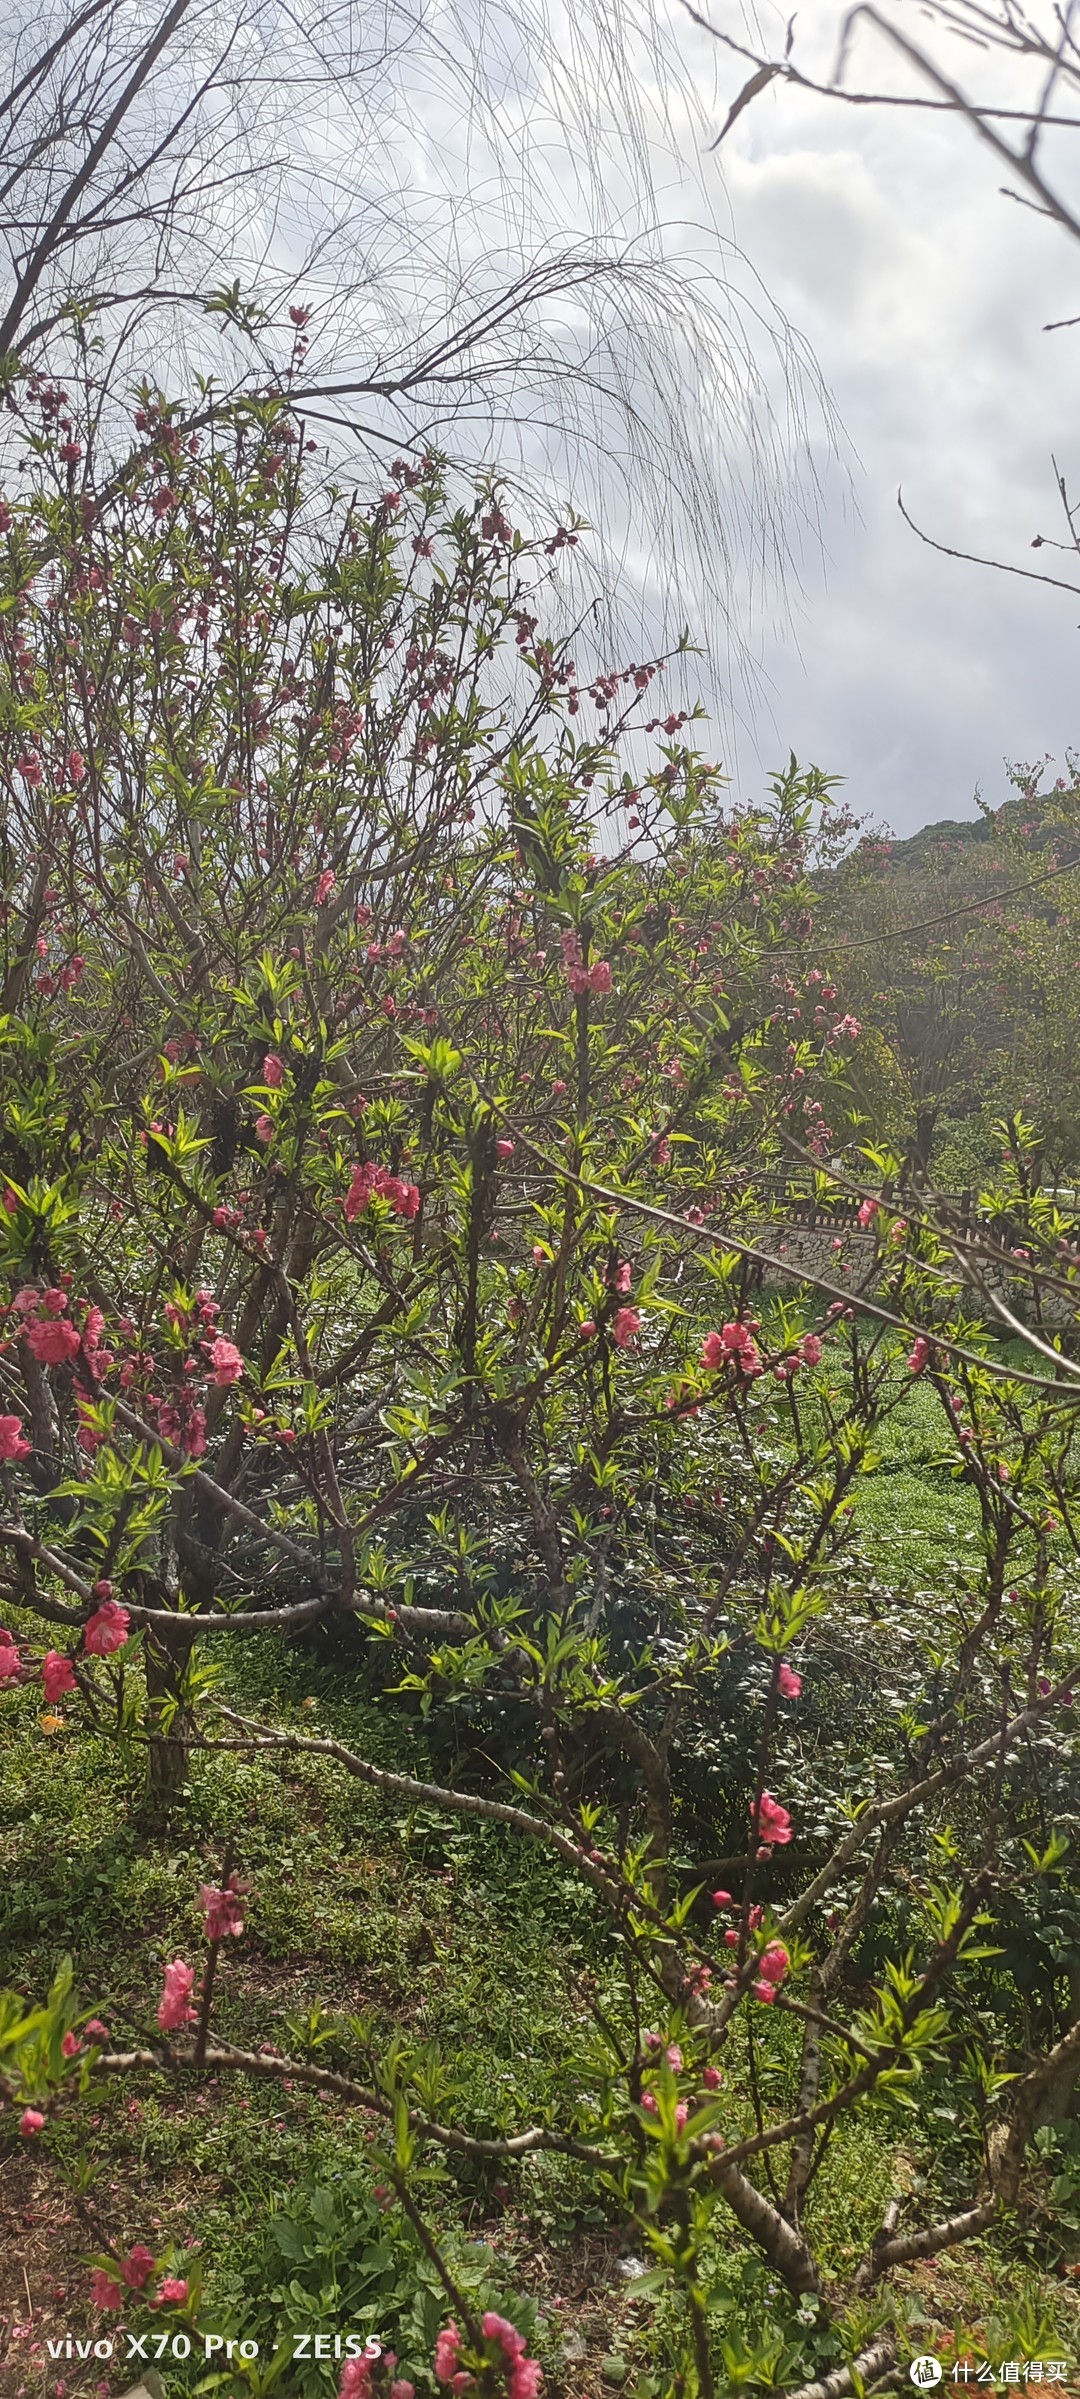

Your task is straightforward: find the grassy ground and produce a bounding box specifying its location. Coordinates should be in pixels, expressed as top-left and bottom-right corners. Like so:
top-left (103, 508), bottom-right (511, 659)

top-left (847, 1369), bottom-right (981, 1591)
top-left (2, 1370), bottom-right (1078, 2398)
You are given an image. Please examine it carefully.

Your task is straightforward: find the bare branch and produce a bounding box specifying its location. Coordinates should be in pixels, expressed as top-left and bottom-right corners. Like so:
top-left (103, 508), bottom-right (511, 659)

top-left (92, 2038), bottom-right (614, 2166)
top-left (778, 2341), bottom-right (897, 2399)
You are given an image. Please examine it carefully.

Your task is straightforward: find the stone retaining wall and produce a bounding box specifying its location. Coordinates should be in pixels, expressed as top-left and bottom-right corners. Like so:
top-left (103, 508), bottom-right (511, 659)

top-left (744, 1223), bottom-right (1074, 1330)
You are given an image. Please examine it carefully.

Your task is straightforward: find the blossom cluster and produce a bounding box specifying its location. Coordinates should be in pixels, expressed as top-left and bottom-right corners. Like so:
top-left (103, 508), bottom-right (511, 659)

top-left (434, 2315), bottom-right (542, 2397)
top-left (0, 1590), bottom-right (129, 1695)
top-left (712, 1891), bottom-right (791, 2002)
top-left (700, 1321), bottom-right (762, 1378)
top-left (198, 1871), bottom-right (250, 1941)
top-left (339, 2353), bottom-right (414, 2399)
top-left (344, 1162), bottom-right (421, 1221)
top-left (4, 1282), bottom-right (111, 1374)
top-left (754, 1790), bottom-right (793, 1855)
top-left (157, 1958), bottom-right (198, 2031)
top-left (90, 2251), bottom-right (190, 2311)
top-left (560, 928), bottom-right (612, 997)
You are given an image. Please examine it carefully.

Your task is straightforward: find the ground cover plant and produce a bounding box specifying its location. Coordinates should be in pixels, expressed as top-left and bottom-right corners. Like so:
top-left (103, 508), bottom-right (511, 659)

top-left (1, 369), bottom-right (1080, 2397)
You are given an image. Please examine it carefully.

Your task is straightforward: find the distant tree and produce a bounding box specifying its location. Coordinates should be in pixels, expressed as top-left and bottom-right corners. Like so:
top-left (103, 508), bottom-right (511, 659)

top-left (817, 825), bottom-right (1015, 1182)
top-left (977, 761), bottom-right (1080, 1178)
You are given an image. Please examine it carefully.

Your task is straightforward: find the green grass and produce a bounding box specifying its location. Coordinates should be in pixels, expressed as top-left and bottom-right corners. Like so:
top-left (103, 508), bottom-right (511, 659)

top-left (2, 1413), bottom-right (1078, 2397)
top-left (801, 1334), bottom-right (1060, 1591)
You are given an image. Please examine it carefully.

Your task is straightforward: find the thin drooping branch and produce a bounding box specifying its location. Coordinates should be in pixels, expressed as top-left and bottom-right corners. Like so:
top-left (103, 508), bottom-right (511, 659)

top-left (0, 0), bottom-right (840, 689)
top-left (897, 488), bottom-right (1080, 598)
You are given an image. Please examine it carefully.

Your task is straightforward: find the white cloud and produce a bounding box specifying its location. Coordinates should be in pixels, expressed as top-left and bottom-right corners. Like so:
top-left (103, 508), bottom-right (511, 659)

top-left (261, 0), bottom-right (1080, 834)
top-left (697, 9), bottom-right (1080, 828)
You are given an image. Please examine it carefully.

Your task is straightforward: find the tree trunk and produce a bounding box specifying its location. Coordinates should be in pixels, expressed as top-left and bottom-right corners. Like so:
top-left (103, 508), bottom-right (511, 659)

top-left (912, 1107), bottom-right (936, 1184)
top-left (1034, 1965), bottom-right (1080, 2125)
top-left (143, 1619), bottom-right (196, 1810)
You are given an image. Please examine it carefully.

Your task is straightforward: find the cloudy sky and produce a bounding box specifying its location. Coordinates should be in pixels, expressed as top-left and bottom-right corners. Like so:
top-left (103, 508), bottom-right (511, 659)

top-left (675, 1), bottom-right (1080, 833)
top-left (280, 0), bottom-right (1080, 841)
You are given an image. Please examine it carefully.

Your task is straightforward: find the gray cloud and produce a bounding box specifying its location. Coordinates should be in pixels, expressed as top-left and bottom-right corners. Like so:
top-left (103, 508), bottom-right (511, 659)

top-left (246, 0), bottom-right (1080, 838)
top-left (692, 6), bottom-right (1080, 829)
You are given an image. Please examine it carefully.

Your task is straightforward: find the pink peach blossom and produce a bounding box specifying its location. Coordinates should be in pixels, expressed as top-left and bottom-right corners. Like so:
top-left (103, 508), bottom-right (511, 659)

top-left (482, 2314), bottom-right (525, 2358)
top-left (42, 1650), bottom-right (75, 1708)
top-left (0, 1415), bottom-right (31, 1460)
top-left (208, 1335), bottom-right (244, 1385)
top-left (25, 1316), bottom-right (80, 1365)
top-left (434, 2324), bottom-right (463, 2383)
top-left (198, 1873), bottom-right (249, 1940)
top-left (700, 1320), bottom-right (761, 1375)
top-left (755, 1791), bottom-right (793, 1848)
top-left (157, 1958), bottom-right (197, 2031)
top-left (84, 1600), bottom-right (130, 1657)
top-left (344, 1163), bottom-right (421, 1222)
top-left (121, 2247), bottom-right (157, 2290)
top-left (337, 2364), bottom-right (373, 2399)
